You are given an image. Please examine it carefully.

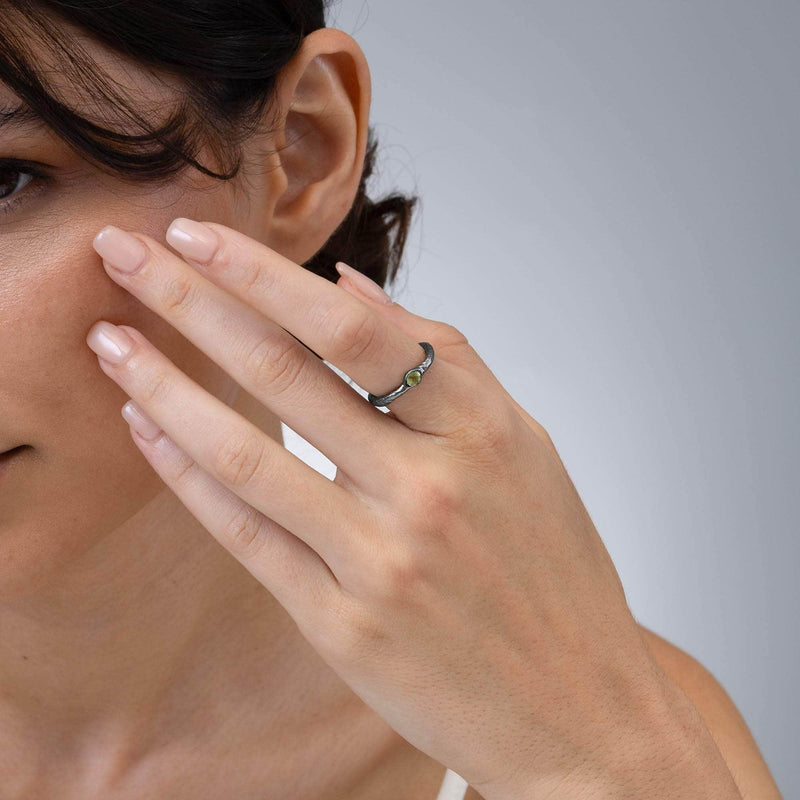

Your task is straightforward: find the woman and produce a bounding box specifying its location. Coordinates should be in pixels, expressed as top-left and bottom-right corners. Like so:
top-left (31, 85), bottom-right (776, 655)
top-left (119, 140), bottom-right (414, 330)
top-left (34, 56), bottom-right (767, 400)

top-left (0, 2), bottom-right (782, 798)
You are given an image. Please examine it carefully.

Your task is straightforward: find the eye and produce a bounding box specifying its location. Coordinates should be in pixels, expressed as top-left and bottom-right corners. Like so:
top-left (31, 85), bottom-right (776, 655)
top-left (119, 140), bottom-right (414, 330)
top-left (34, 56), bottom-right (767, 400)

top-left (0, 159), bottom-right (50, 216)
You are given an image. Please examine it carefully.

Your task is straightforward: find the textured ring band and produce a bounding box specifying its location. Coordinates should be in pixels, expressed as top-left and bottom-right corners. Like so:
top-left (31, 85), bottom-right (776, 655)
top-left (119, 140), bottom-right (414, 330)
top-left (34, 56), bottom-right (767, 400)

top-left (368, 342), bottom-right (435, 407)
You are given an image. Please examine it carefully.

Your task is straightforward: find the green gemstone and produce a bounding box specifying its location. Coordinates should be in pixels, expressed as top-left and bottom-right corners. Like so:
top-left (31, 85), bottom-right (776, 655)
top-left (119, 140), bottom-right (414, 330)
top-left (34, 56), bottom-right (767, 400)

top-left (405, 369), bottom-right (422, 387)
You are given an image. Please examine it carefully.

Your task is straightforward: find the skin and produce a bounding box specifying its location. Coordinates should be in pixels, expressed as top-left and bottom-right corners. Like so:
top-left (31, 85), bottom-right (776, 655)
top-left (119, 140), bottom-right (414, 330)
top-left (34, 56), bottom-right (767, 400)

top-left (0, 13), bottom-right (774, 800)
top-left (0, 21), bottom-right (447, 799)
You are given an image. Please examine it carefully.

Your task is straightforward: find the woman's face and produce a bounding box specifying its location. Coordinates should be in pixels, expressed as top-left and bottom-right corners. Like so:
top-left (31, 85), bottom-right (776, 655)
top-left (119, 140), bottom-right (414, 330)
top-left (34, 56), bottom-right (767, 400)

top-left (0, 35), bottom-right (278, 600)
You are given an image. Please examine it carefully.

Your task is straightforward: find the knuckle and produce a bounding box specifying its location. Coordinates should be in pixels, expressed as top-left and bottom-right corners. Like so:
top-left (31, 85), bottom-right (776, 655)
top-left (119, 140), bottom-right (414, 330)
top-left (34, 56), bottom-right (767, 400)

top-left (334, 602), bottom-right (387, 664)
top-left (385, 554), bottom-right (426, 597)
top-left (163, 448), bottom-right (199, 486)
top-left (477, 405), bottom-right (517, 453)
top-left (218, 238), bottom-right (272, 295)
top-left (384, 459), bottom-right (469, 546)
top-left (369, 545), bottom-right (431, 603)
top-left (222, 504), bottom-right (267, 560)
top-left (238, 252), bottom-right (266, 295)
top-left (198, 234), bottom-right (243, 278)
top-left (327, 306), bottom-right (385, 363)
top-left (398, 453), bottom-right (461, 505)
top-left (428, 321), bottom-right (484, 372)
top-left (211, 432), bottom-right (266, 489)
top-left (409, 471), bottom-right (465, 533)
top-left (240, 333), bottom-right (306, 397)
top-left (139, 369), bottom-right (173, 406)
top-left (418, 474), bottom-right (464, 517)
top-left (212, 236), bottom-right (272, 296)
top-left (537, 424), bottom-right (560, 457)
top-left (431, 320), bottom-right (470, 348)
top-left (447, 377), bottom-right (516, 452)
top-left (161, 274), bottom-right (200, 317)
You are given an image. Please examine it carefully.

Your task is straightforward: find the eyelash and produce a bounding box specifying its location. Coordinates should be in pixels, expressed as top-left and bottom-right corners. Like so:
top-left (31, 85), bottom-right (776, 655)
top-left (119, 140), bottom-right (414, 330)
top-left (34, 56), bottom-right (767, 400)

top-left (0, 158), bottom-right (51, 216)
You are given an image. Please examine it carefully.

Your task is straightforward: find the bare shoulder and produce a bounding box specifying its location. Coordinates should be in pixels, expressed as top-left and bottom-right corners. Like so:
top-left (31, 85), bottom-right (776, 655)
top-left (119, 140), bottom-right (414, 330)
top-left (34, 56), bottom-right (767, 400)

top-left (637, 624), bottom-right (784, 800)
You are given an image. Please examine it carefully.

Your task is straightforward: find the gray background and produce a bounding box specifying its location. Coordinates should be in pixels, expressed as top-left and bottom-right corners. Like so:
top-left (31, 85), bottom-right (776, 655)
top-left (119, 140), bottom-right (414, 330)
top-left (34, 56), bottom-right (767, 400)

top-left (281, 2), bottom-right (799, 794)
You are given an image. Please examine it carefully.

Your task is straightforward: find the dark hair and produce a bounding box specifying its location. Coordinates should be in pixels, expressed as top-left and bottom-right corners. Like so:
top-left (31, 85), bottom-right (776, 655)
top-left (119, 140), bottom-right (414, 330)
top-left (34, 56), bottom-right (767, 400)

top-left (0, 0), bottom-right (418, 291)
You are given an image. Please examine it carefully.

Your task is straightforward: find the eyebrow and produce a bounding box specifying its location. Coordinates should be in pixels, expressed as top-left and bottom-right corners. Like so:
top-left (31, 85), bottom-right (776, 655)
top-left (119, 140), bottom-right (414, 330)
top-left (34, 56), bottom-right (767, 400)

top-left (0, 102), bottom-right (47, 134)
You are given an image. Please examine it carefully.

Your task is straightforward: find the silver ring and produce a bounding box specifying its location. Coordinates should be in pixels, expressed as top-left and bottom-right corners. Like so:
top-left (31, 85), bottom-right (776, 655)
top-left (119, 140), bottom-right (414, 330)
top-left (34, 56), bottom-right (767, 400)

top-left (368, 342), bottom-right (435, 407)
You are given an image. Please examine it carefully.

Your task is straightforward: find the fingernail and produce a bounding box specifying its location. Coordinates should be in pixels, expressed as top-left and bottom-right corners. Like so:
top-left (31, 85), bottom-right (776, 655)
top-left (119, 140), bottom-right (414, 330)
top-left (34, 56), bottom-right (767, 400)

top-left (335, 261), bottom-right (392, 304)
top-left (166, 218), bottom-right (220, 264)
top-left (86, 321), bottom-right (134, 364)
top-left (121, 400), bottom-right (163, 441)
top-left (93, 226), bottom-right (148, 274)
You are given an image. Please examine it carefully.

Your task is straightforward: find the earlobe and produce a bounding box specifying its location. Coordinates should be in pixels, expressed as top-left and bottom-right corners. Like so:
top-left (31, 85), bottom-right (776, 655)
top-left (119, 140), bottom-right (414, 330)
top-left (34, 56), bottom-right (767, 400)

top-left (265, 29), bottom-right (371, 265)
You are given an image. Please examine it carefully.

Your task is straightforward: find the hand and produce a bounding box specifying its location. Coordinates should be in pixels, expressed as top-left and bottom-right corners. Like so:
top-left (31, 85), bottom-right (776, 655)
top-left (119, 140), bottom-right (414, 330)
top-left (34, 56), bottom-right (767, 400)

top-left (86, 219), bottom-right (692, 799)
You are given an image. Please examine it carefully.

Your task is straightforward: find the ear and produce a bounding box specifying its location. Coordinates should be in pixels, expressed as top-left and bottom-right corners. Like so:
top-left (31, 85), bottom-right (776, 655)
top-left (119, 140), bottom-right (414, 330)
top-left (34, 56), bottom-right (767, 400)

top-left (260, 28), bottom-right (372, 265)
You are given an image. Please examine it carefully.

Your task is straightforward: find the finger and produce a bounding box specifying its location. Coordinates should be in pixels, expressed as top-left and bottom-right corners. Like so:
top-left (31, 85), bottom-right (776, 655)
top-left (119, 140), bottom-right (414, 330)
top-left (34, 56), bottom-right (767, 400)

top-left (85, 321), bottom-right (370, 580)
top-left (337, 269), bottom-right (567, 461)
top-left (334, 267), bottom-right (491, 375)
top-left (162, 218), bottom-right (492, 436)
top-left (121, 399), bottom-right (341, 633)
top-left (92, 225), bottom-right (408, 490)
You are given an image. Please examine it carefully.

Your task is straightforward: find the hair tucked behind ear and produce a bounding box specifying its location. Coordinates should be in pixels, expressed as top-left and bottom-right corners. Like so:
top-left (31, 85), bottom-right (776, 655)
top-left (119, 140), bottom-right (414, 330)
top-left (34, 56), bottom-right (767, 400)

top-left (0, 0), bottom-right (418, 292)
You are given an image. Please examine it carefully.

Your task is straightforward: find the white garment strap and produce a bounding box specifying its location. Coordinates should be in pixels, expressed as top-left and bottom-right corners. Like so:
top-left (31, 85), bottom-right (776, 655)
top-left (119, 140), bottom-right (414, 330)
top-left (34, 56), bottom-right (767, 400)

top-left (436, 768), bottom-right (469, 800)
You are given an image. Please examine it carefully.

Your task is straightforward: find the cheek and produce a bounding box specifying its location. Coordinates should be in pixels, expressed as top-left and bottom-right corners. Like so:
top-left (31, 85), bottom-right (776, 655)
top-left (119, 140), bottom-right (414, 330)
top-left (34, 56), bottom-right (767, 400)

top-left (0, 218), bottom-right (237, 600)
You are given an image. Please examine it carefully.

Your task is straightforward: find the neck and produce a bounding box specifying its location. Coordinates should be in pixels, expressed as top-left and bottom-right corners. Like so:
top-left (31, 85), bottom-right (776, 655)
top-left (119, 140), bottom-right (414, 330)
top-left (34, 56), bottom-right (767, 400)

top-left (2, 487), bottom-right (268, 718)
top-left (0, 408), bottom-right (399, 793)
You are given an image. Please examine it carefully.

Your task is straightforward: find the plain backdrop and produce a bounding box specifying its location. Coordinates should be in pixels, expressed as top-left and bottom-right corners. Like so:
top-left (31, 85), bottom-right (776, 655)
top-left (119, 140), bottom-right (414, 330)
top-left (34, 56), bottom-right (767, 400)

top-left (280, 2), bottom-right (799, 795)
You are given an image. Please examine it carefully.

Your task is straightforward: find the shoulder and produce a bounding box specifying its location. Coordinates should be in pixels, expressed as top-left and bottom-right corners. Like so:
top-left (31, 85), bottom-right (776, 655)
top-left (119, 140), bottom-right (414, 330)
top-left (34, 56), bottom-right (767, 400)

top-left (637, 624), bottom-right (784, 800)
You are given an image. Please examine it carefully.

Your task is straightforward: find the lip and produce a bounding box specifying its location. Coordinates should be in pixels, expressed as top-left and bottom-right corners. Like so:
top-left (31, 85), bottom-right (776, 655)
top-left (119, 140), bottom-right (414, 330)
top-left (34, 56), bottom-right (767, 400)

top-left (0, 445), bottom-right (28, 479)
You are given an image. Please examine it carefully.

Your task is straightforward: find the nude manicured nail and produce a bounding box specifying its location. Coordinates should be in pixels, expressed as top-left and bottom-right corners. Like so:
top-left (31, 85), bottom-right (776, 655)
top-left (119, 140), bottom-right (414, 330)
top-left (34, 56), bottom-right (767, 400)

top-left (86, 321), bottom-right (134, 364)
top-left (166, 218), bottom-right (221, 264)
top-left (93, 226), bottom-right (148, 274)
top-left (335, 261), bottom-right (392, 304)
top-left (121, 400), bottom-right (162, 441)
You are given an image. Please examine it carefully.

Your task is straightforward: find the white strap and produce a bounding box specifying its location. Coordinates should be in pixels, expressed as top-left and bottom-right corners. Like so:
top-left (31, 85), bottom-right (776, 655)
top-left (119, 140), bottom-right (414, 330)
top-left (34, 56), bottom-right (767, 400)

top-left (436, 768), bottom-right (469, 800)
